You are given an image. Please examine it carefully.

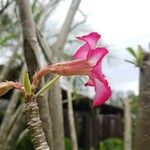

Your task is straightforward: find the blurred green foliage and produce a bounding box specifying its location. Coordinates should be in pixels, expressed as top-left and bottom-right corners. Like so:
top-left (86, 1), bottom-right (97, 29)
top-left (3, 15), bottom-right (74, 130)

top-left (99, 138), bottom-right (123, 150)
top-left (16, 131), bottom-right (33, 150)
top-left (65, 137), bottom-right (72, 150)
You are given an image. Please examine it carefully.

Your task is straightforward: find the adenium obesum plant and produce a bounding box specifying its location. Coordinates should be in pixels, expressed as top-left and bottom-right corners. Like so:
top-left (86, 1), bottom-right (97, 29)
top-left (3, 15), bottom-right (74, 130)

top-left (0, 32), bottom-right (111, 149)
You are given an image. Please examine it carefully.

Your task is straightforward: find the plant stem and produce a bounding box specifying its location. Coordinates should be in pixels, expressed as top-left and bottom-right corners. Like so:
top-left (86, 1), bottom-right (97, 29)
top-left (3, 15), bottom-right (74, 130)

top-left (35, 75), bottom-right (61, 97)
top-left (18, 0), bottom-right (54, 148)
top-left (24, 95), bottom-right (50, 150)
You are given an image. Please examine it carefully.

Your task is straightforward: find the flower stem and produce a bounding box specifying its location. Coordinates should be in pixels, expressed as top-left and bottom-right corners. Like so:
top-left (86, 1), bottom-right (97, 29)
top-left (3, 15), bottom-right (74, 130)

top-left (24, 95), bottom-right (50, 150)
top-left (35, 75), bottom-right (61, 97)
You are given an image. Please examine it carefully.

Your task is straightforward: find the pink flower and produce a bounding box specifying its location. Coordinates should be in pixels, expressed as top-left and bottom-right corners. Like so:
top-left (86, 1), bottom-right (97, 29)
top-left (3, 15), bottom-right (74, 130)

top-left (33, 32), bottom-right (111, 107)
top-left (73, 32), bottom-right (111, 106)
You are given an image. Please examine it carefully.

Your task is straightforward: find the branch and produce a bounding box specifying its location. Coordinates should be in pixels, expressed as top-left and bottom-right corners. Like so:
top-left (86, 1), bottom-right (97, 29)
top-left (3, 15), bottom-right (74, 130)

top-left (17, 0), bottom-right (40, 76)
top-left (0, 0), bottom-right (14, 15)
top-left (17, 0), bottom-right (53, 149)
top-left (39, 0), bottom-right (62, 29)
top-left (36, 28), bottom-right (52, 63)
top-left (47, 1), bottom-right (81, 149)
top-left (71, 9), bottom-right (87, 31)
top-left (52, 0), bottom-right (81, 61)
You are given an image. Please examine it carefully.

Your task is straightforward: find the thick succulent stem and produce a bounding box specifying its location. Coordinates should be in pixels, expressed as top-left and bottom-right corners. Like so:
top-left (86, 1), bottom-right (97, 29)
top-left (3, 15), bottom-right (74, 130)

top-left (24, 95), bottom-right (49, 150)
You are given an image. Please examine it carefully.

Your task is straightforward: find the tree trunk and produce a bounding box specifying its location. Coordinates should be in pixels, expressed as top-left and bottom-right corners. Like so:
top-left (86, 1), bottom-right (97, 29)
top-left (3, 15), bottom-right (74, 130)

top-left (24, 95), bottom-right (49, 150)
top-left (48, 78), bottom-right (64, 150)
top-left (49, 1), bottom-right (81, 149)
top-left (123, 99), bottom-right (132, 150)
top-left (17, 0), bottom-right (53, 149)
top-left (134, 52), bottom-right (150, 150)
top-left (67, 88), bottom-right (78, 150)
top-left (36, 1), bottom-right (81, 149)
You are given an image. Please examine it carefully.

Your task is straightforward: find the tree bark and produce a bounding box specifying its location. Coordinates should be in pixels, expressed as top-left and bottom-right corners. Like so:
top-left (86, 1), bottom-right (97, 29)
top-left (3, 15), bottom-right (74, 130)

top-left (24, 95), bottom-right (49, 150)
top-left (123, 99), bottom-right (132, 150)
top-left (48, 78), bottom-right (64, 150)
top-left (48, 1), bottom-right (81, 149)
top-left (36, 1), bottom-right (81, 149)
top-left (67, 88), bottom-right (78, 150)
top-left (17, 0), bottom-right (54, 149)
top-left (134, 52), bottom-right (150, 150)
top-left (36, 29), bottom-right (52, 63)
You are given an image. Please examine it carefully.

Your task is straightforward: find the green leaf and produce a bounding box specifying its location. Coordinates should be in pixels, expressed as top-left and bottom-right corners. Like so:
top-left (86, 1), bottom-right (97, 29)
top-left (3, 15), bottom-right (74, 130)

top-left (136, 45), bottom-right (143, 67)
top-left (125, 59), bottom-right (136, 65)
top-left (23, 72), bottom-right (32, 95)
top-left (127, 47), bottom-right (137, 59)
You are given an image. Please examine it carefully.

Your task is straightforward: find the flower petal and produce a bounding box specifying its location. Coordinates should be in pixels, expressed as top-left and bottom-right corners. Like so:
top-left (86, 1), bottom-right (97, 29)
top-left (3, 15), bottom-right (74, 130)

top-left (92, 78), bottom-right (111, 107)
top-left (73, 43), bottom-right (89, 59)
top-left (76, 32), bottom-right (100, 49)
top-left (85, 77), bottom-right (94, 86)
top-left (91, 61), bottom-right (106, 83)
top-left (87, 47), bottom-right (108, 66)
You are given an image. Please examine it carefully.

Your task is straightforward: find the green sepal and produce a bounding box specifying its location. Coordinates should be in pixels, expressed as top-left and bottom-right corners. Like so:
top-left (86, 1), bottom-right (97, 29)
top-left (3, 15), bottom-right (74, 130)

top-left (35, 75), bottom-right (61, 97)
top-left (23, 72), bottom-right (32, 95)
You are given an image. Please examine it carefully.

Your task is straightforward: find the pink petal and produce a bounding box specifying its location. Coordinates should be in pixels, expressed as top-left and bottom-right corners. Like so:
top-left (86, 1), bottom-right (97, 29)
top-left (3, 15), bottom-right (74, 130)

top-left (76, 32), bottom-right (101, 49)
top-left (92, 78), bottom-right (111, 107)
top-left (87, 48), bottom-right (108, 82)
top-left (91, 65), bottom-right (104, 82)
top-left (85, 77), bottom-right (94, 86)
top-left (73, 43), bottom-right (89, 59)
top-left (87, 47), bottom-right (108, 66)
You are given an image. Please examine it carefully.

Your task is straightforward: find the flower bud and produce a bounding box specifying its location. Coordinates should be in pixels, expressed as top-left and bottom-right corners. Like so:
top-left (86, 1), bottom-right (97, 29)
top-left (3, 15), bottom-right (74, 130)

top-left (0, 81), bottom-right (23, 96)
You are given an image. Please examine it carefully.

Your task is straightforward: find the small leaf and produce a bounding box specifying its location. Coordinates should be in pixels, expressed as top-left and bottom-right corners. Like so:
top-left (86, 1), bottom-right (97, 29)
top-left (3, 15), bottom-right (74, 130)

top-left (136, 45), bottom-right (143, 67)
top-left (127, 47), bottom-right (137, 59)
top-left (23, 72), bottom-right (32, 95)
top-left (125, 59), bottom-right (136, 65)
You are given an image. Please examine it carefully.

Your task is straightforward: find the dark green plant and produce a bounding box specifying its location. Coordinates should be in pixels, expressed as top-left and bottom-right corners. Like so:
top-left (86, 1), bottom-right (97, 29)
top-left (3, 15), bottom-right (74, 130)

top-left (64, 137), bottom-right (72, 150)
top-left (125, 46), bottom-right (143, 67)
top-left (99, 138), bottom-right (123, 150)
